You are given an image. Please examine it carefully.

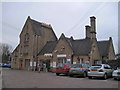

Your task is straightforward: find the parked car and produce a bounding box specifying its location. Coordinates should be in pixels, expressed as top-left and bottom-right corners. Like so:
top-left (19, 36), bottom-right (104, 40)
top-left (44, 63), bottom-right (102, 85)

top-left (55, 63), bottom-right (72, 76)
top-left (112, 67), bottom-right (120, 80)
top-left (88, 64), bottom-right (113, 80)
top-left (2, 63), bottom-right (11, 68)
top-left (69, 64), bottom-right (90, 77)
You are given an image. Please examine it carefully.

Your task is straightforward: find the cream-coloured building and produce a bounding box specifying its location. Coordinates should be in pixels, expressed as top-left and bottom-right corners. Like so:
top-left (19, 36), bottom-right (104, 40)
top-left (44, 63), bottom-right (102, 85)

top-left (11, 16), bottom-right (115, 71)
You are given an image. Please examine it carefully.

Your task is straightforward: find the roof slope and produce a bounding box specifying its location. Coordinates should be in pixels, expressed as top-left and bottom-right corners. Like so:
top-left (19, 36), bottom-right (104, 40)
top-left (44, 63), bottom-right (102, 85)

top-left (37, 38), bottom-right (110, 57)
top-left (31, 19), bottom-right (52, 36)
top-left (30, 19), bottom-right (42, 36)
top-left (38, 41), bottom-right (57, 55)
top-left (70, 39), bottom-right (92, 56)
top-left (38, 38), bottom-right (92, 56)
top-left (97, 40), bottom-right (109, 57)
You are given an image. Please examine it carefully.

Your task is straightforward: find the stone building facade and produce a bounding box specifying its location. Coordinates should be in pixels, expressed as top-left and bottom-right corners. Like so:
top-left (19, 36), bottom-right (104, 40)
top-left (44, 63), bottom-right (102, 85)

top-left (11, 16), bottom-right (115, 71)
top-left (11, 16), bottom-right (57, 69)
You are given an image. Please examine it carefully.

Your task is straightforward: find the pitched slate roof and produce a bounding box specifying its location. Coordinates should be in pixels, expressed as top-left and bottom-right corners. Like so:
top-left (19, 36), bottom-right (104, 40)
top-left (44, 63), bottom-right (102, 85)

top-left (37, 41), bottom-right (57, 55)
top-left (37, 33), bottom-right (110, 57)
top-left (30, 18), bottom-right (52, 36)
top-left (30, 19), bottom-right (42, 36)
top-left (98, 40), bottom-right (109, 57)
top-left (38, 34), bottom-right (92, 56)
top-left (67, 38), bottom-right (92, 56)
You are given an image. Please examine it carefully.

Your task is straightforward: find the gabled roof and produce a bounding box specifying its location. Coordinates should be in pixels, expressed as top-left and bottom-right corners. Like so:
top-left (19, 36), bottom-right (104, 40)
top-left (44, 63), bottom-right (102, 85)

top-left (97, 40), bottom-right (109, 57)
top-left (69, 39), bottom-right (92, 56)
top-left (38, 35), bottom-right (92, 56)
top-left (59, 33), bottom-right (73, 51)
top-left (37, 35), bottom-right (111, 57)
top-left (31, 19), bottom-right (52, 36)
top-left (20, 16), bottom-right (57, 38)
top-left (59, 33), bottom-right (66, 40)
top-left (30, 19), bottom-right (42, 36)
top-left (37, 41), bottom-right (57, 55)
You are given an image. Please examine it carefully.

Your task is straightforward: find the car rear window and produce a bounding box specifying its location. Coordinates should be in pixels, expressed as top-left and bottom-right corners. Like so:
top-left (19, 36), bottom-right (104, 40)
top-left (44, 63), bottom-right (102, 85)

top-left (117, 67), bottom-right (120, 69)
top-left (71, 64), bottom-right (82, 68)
top-left (91, 65), bottom-right (102, 69)
top-left (57, 64), bottom-right (64, 67)
top-left (66, 64), bottom-right (72, 67)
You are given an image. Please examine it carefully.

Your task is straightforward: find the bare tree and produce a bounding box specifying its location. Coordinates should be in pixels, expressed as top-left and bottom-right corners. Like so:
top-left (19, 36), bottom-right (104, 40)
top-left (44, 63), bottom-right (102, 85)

top-left (0, 43), bottom-right (12, 63)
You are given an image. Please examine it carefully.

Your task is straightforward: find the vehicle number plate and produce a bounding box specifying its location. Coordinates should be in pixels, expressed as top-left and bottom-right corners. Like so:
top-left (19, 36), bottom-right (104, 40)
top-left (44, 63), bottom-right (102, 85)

top-left (92, 70), bottom-right (97, 71)
top-left (72, 71), bottom-right (76, 73)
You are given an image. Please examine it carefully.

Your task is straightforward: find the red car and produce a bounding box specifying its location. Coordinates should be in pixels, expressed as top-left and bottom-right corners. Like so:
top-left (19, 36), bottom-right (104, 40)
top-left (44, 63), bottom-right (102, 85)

top-left (55, 63), bottom-right (72, 76)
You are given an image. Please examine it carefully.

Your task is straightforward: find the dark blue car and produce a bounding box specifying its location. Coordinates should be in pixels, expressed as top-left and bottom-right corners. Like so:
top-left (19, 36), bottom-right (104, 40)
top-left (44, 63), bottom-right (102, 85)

top-left (2, 63), bottom-right (11, 68)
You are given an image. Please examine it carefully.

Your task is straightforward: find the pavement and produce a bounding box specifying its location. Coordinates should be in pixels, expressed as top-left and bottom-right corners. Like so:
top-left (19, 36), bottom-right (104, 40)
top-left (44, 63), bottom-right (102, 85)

top-left (2, 68), bottom-right (120, 88)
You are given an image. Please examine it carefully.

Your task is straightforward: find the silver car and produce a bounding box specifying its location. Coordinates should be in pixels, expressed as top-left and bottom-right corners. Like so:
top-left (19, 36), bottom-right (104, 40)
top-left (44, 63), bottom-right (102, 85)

top-left (88, 64), bottom-right (113, 80)
top-left (69, 64), bottom-right (90, 78)
top-left (112, 67), bottom-right (120, 80)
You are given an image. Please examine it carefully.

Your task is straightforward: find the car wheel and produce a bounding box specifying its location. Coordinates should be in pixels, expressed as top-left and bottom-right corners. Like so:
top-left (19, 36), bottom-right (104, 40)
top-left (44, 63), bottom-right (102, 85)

top-left (56, 73), bottom-right (60, 76)
top-left (65, 73), bottom-right (69, 76)
top-left (114, 77), bottom-right (117, 80)
top-left (83, 72), bottom-right (87, 78)
top-left (103, 74), bottom-right (107, 80)
top-left (69, 74), bottom-right (73, 77)
top-left (88, 76), bottom-right (92, 79)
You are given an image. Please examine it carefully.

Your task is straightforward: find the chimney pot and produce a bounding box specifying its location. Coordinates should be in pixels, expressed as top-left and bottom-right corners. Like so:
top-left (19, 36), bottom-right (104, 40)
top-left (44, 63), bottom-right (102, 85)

top-left (90, 16), bottom-right (96, 20)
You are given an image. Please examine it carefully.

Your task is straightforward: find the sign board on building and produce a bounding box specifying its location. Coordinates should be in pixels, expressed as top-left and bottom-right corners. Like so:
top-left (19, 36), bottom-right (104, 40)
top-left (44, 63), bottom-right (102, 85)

top-left (67, 59), bottom-right (71, 61)
top-left (57, 54), bottom-right (66, 57)
top-left (44, 53), bottom-right (52, 56)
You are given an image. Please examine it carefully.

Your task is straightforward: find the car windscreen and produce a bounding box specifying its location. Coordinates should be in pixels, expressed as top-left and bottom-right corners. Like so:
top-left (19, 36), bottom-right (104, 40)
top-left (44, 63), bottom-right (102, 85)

top-left (91, 65), bottom-right (102, 69)
top-left (66, 64), bottom-right (72, 67)
top-left (57, 64), bottom-right (64, 67)
top-left (117, 67), bottom-right (120, 70)
top-left (71, 64), bottom-right (82, 68)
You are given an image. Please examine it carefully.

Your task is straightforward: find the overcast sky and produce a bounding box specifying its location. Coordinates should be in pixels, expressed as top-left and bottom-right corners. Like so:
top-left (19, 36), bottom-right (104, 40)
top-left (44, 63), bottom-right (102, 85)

top-left (1, 1), bottom-right (119, 54)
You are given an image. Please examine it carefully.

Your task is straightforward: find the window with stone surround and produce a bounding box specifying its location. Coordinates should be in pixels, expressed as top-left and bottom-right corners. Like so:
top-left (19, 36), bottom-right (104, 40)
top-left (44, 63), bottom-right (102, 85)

top-left (24, 33), bottom-right (29, 43)
top-left (23, 45), bottom-right (29, 55)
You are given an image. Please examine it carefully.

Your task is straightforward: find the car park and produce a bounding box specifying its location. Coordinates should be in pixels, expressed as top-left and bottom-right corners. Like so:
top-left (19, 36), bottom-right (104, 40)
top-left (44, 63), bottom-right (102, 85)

top-left (55, 63), bottom-right (72, 76)
top-left (112, 67), bottom-right (120, 80)
top-left (69, 64), bottom-right (90, 78)
top-left (88, 64), bottom-right (113, 80)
